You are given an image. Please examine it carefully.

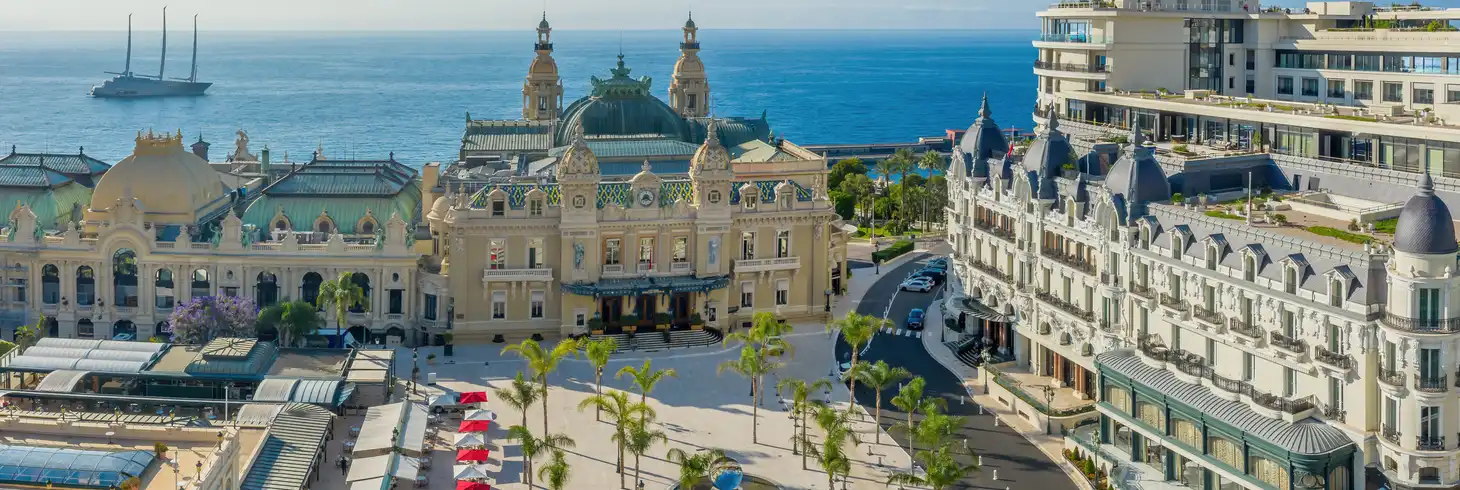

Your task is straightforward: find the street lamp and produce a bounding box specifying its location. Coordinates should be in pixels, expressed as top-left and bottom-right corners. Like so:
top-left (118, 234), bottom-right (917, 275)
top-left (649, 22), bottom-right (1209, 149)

top-left (1042, 386), bottom-right (1056, 435)
top-left (874, 239), bottom-right (882, 275)
top-left (824, 288), bottom-right (833, 313)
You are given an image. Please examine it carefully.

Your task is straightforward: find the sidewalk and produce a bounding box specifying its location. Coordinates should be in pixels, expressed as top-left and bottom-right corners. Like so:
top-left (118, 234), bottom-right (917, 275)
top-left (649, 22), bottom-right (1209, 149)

top-left (921, 300), bottom-right (1095, 490)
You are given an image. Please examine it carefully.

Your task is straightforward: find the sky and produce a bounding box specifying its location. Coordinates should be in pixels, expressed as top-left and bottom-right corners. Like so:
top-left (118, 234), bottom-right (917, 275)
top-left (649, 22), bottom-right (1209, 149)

top-left (6, 0), bottom-right (1460, 31)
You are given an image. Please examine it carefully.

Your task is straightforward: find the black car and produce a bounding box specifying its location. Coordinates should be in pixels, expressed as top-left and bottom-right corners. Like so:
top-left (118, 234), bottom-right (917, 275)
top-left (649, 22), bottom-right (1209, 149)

top-left (911, 268), bottom-right (946, 284)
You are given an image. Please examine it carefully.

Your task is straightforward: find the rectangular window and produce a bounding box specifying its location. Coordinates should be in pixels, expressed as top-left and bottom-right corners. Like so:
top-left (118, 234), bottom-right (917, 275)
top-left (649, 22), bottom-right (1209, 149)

top-left (1329, 53), bottom-right (1353, 70)
top-left (492, 291), bottom-right (506, 319)
top-left (1245, 78), bottom-right (1255, 95)
top-left (388, 289), bottom-right (403, 314)
top-left (1354, 80), bottom-right (1374, 100)
top-left (776, 230), bottom-right (790, 258)
top-left (1301, 77), bottom-right (1319, 97)
top-left (9, 278), bottom-right (24, 303)
top-left (1421, 406), bottom-right (1440, 440)
top-left (741, 232), bottom-right (756, 260)
top-left (1355, 54), bottom-right (1380, 71)
top-left (1242, 353), bottom-right (1255, 381)
top-left (575, 311), bottom-right (586, 327)
top-left (1277, 76), bottom-right (1294, 95)
top-left (1384, 396), bottom-right (1398, 430)
top-left (1245, 49), bottom-right (1255, 70)
top-left (491, 200), bottom-right (505, 217)
top-left (1448, 84), bottom-right (1460, 103)
top-left (673, 237), bottom-right (688, 263)
top-left (424, 294), bottom-right (438, 321)
top-left (489, 239), bottom-right (506, 269)
top-left (741, 282), bottom-right (754, 308)
top-left (529, 238), bottom-right (544, 269)
top-left (530, 291), bottom-right (545, 319)
top-left (1415, 86), bottom-right (1435, 104)
top-left (1385, 341), bottom-right (1397, 371)
top-left (1419, 288), bottom-right (1442, 321)
top-left (529, 199), bottom-right (544, 217)
top-left (1206, 338), bottom-right (1215, 366)
top-left (639, 237), bottom-right (655, 264)
top-left (1383, 82), bottom-right (1404, 103)
top-left (1420, 348), bottom-right (1442, 380)
top-left (1328, 377), bottom-right (1342, 410)
top-left (605, 238), bottom-right (621, 265)
top-left (775, 280), bottom-right (789, 306)
top-left (1328, 323), bottom-right (1341, 351)
top-left (1283, 367), bottom-right (1296, 397)
top-left (78, 321), bottom-right (94, 338)
top-left (1282, 309), bottom-right (1296, 337)
top-left (1327, 79), bottom-right (1345, 98)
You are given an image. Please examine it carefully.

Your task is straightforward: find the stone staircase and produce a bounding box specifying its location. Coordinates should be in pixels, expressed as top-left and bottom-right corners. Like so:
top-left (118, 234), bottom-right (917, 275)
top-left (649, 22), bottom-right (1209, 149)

top-left (944, 335), bottom-right (983, 369)
top-left (588, 329), bottom-right (724, 353)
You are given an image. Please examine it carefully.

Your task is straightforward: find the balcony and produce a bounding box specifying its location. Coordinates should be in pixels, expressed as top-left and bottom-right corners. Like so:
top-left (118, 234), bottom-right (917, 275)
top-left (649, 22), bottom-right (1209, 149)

top-left (669, 261), bottom-right (693, 274)
top-left (734, 256), bottom-right (800, 274)
top-left (1097, 318), bottom-right (1115, 333)
top-left (636, 262), bottom-right (653, 274)
top-left (1128, 283), bottom-right (1153, 299)
top-left (1418, 436), bottom-right (1446, 452)
top-left (1229, 319), bottom-right (1262, 341)
top-left (1192, 306), bottom-right (1225, 328)
top-left (1158, 293), bottom-right (1189, 312)
top-left (1322, 405), bottom-right (1347, 424)
top-left (602, 264), bottom-right (625, 275)
top-left (1252, 392), bottom-right (1316, 414)
top-left (1415, 374), bottom-right (1448, 393)
top-left (1378, 367), bottom-right (1406, 388)
top-left (1041, 250), bottom-right (1096, 275)
top-left (1268, 331), bottom-right (1307, 355)
top-left (971, 261), bottom-right (1014, 283)
top-left (1380, 312), bottom-right (1460, 333)
top-left (1314, 347), bottom-right (1353, 370)
top-left (1034, 32), bottom-right (1114, 46)
top-left (483, 267), bottom-right (554, 283)
top-left (1033, 60), bottom-right (1109, 74)
top-left (973, 220), bottom-right (1015, 243)
top-left (1382, 425), bottom-right (1401, 445)
top-left (1034, 290), bottom-right (1095, 321)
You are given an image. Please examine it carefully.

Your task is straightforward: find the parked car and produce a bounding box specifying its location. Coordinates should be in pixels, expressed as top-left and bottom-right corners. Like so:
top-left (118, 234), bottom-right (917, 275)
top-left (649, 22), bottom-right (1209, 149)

top-left (926, 258), bottom-right (950, 269)
top-left (900, 277), bottom-right (935, 292)
top-left (906, 308), bottom-right (925, 330)
top-left (911, 268), bottom-right (946, 284)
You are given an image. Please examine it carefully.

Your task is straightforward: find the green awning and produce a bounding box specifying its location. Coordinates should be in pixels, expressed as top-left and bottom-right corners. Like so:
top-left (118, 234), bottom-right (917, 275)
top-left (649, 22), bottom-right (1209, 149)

top-left (561, 275), bottom-right (730, 297)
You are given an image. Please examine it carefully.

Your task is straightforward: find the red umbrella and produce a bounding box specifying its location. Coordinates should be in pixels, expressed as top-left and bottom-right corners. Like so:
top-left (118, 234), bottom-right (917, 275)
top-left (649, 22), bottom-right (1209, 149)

top-left (458, 420), bottom-right (490, 432)
top-left (456, 481), bottom-right (491, 490)
top-left (456, 449), bottom-right (491, 463)
top-left (458, 392), bottom-right (488, 404)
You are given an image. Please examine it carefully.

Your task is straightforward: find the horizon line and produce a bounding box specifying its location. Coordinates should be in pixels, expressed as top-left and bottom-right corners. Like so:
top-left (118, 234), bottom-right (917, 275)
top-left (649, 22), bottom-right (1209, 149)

top-left (0, 27), bottom-right (1037, 33)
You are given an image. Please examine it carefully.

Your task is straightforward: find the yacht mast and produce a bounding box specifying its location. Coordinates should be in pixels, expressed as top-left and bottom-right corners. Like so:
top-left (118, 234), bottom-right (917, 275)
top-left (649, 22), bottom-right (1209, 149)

top-left (188, 14), bottom-right (198, 83)
top-left (158, 7), bottom-right (167, 79)
top-left (124, 14), bottom-right (132, 75)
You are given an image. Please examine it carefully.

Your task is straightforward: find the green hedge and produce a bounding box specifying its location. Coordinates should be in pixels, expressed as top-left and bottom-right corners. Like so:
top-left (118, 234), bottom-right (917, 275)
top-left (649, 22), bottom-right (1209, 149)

top-left (871, 240), bottom-right (915, 263)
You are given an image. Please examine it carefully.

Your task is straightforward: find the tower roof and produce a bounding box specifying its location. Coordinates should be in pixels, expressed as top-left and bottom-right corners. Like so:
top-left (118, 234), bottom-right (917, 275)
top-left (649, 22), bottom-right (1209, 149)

top-left (1021, 112), bottom-right (1072, 177)
top-left (538, 13), bottom-right (551, 30)
top-left (960, 93), bottom-right (1008, 162)
top-left (1106, 121), bottom-right (1170, 205)
top-left (556, 55), bottom-right (691, 142)
top-left (1394, 173), bottom-right (1459, 255)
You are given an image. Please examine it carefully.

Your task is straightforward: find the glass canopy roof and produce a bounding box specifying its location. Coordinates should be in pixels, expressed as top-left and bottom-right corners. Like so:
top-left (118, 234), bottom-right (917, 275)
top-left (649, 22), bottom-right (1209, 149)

top-left (0, 445), bottom-right (155, 488)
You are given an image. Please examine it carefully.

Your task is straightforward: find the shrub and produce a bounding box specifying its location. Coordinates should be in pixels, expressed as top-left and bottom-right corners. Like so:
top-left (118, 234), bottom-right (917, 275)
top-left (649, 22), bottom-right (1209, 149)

top-left (442, 333), bottom-right (454, 344)
top-left (1272, 213), bottom-right (1289, 226)
top-left (1374, 218), bottom-right (1398, 234)
top-left (153, 442), bottom-right (169, 457)
top-left (1348, 219), bottom-right (1360, 231)
top-left (871, 239), bottom-right (916, 263)
top-left (1171, 144), bottom-right (1192, 155)
top-left (1306, 226), bottom-right (1373, 244)
top-left (1083, 459), bottom-right (1097, 475)
top-left (1171, 192), bottom-right (1185, 204)
top-left (1205, 210), bottom-right (1242, 220)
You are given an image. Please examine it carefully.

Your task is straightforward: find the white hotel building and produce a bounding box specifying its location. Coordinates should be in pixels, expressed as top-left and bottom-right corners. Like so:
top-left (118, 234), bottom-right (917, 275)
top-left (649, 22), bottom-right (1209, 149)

top-left (945, 2), bottom-right (1460, 490)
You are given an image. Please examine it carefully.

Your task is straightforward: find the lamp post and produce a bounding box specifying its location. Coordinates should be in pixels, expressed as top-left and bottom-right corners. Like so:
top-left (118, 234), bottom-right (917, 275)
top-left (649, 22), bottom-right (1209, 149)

top-left (874, 239), bottom-right (882, 275)
top-left (1042, 386), bottom-right (1056, 435)
top-left (824, 288), bottom-right (833, 313)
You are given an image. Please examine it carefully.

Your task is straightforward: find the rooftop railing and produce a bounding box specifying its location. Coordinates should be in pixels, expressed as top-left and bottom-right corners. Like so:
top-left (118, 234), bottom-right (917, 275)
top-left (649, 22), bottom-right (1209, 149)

top-left (1036, 32), bottom-right (1115, 44)
top-left (1033, 60), bottom-right (1110, 73)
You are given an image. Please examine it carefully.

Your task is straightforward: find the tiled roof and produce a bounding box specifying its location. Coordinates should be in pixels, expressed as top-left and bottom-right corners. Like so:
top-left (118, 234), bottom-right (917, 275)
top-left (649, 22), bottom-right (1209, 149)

top-left (730, 180), bottom-right (813, 204)
top-left (264, 158), bottom-right (417, 197)
top-left (240, 403), bottom-right (333, 490)
top-left (463, 120), bottom-right (555, 153)
top-left (241, 156), bottom-right (423, 234)
top-left (548, 139), bottom-right (700, 159)
top-left (0, 151), bottom-right (111, 183)
top-left (1098, 350), bottom-right (1353, 455)
top-left (0, 167), bottom-right (72, 188)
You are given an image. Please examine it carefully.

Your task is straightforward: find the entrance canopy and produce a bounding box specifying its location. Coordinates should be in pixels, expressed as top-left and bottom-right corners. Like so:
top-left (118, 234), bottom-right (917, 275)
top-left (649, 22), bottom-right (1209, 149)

top-left (947, 296), bottom-right (1011, 322)
top-left (560, 275), bottom-right (730, 297)
top-left (34, 370), bottom-right (90, 392)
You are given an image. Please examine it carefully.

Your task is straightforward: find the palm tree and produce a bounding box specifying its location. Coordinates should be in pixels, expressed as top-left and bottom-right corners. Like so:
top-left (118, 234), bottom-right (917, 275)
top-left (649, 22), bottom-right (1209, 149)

top-left (257, 300), bottom-right (323, 347)
top-left (852, 360), bottom-right (911, 443)
top-left (506, 425), bottom-right (575, 490)
top-left (623, 418), bottom-right (668, 487)
top-left (615, 359), bottom-right (676, 424)
top-left (582, 337), bottom-right (618, 422)
top-left (806, 404), bottom-right (859, 490)
top-left (890, 148), bottom-right (917, 225)
top-left (839, 173), bottom-right (875, 228)
top-left (666, 448), bottom-right (730, 490)
top-left (316, 272), bottom-right (366, 333)
top-left (917, 150), bottom-right (946, 231)
top-left (873, 158), bottom-right (897, 236)
top-left (723, 311), bottom-right (792, 408)
top-left (827, 311), bottom-right (883, 404)
top-left (502, 338), bottom-right (581, 435)
top-left (890, 376), bottom-right (946, 460)
top-left (578, 390), bottom-right (654, 487)
top-left (914, 410), bottom-right (967, 452)
top-left (887, 444), bottom-right (981, 490)
top-left (718, 345), bottom-right (783, 444)
top-left (776, 377), bottom-right (832, 466)
top-left (13, 314), bottom-right (44, 350)
top-left (537, 449), bottom-right (572, 490)
top-left (494, 371), bottom-right (541, 429)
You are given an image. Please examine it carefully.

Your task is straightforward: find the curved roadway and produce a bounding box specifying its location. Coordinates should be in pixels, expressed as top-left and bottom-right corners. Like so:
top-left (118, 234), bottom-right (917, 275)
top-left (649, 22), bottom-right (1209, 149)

top-left (837, 254), bottom-right (1076, 490)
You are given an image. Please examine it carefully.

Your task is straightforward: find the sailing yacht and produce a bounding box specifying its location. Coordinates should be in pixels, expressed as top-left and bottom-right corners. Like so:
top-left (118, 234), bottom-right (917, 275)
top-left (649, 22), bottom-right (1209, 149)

top-left (91, 9), bottom-right (211, 98)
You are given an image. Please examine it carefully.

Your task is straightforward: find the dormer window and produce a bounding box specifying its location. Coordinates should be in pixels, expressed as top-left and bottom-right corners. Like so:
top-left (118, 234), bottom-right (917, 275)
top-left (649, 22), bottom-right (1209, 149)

top-left (1171, 236), bottom-right (1183, 259)
top-left (316, 219), bottom-right (333, 234)
top-left (1205, 245), bottom-right (1218, 270)
top-left (1284, 266), bottom-right (1298, 294)
top-left (274, 219), bottom-right (289, 231)
top-left (360, 220), bottom-right (375, 235)
top-left (1243, 255), bottom-right (1256, 281)
top-left (530, 199), bottom-right (544, 217)
top-left (1329, 278), bottom-right (1344, 307)
top-left (492, 200), bottom-right (506, 217)
top-left (1139, 228), bottom-right (1150, 250)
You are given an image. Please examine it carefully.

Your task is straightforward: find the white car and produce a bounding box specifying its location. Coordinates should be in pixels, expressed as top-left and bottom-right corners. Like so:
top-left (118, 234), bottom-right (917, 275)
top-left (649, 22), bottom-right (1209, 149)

top-left (900, 277), bottom-right (935, 292)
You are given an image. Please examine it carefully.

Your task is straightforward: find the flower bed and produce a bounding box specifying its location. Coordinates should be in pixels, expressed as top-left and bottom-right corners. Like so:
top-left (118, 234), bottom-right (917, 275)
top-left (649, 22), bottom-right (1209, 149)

top-left (1064, 448), bottom-right (1111, 490)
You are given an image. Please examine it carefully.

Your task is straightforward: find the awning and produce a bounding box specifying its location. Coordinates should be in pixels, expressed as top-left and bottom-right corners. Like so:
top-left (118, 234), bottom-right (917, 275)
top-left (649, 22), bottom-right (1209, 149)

top-left (252, 378), bottom-right (300, 402)
top-left (453, 465), bottom-right (491, 480)
top-left (458, 392), bottom-right (487, 404)
top-left (346, 453), bottom-right (420, 483)
top-left (463, 409), bottom-right (495, 422)
top-left (456, 449), bottom-right (491, 463)
top-left (560, 275), bottom-right (730, 297)
top-left (459, 420), bottom-right (490, 432)
top-left (34, 370), bottom-right (89, 393)
top-left (947, 296), bottom-right (1012, 322)
top-left (456, 481), bottom-right (491, 490)
top-left (453, 433), bottom-right (487, 448)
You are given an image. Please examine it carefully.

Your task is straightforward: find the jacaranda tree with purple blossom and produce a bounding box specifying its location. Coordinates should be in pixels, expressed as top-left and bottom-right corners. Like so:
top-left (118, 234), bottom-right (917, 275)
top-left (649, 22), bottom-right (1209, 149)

top-left (167, 296), bottom-right (258, 345)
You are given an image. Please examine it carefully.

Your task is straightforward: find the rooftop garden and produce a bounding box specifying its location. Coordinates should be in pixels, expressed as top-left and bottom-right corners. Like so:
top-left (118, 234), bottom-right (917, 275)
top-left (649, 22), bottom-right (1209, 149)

top-left (1190, 191), bottom-right (1397, 246)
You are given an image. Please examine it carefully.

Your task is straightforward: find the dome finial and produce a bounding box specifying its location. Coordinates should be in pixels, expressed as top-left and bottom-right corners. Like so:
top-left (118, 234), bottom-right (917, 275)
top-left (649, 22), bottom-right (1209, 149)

top-left (1046, 110), bottom-right (1060, 132)
top-left (642, 159), bottom-right (652, 173)
top-left (705, 120), bottom-right (721, 147)
top-left (1130, 118), bottom-right (1145, 147)
top-left (1420, 171), bottom-right (1435, 195)
top-left (978, 93), bottom-right (991, 119)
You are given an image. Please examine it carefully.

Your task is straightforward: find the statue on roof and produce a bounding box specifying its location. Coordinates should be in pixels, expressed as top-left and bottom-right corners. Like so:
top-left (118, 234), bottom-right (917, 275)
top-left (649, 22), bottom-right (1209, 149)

top-left (231, 130), bottom-right (257, 162)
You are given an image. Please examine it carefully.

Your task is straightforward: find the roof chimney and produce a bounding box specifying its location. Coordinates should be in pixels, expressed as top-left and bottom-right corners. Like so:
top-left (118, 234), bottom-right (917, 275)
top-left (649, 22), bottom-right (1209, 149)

top-left (190, 137), bottom-right (211, 161)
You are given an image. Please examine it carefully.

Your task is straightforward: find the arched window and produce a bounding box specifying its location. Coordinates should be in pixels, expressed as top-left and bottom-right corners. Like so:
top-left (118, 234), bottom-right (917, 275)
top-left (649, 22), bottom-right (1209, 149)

top-left (273, 218), bottom-right (289, 231)
top-left (1171, 418), bottom-right (1202, 449)
top-left (1330, 278), bottom-right (1344, 307)
top-left (191, 269), bottom-right (210, 299)
top-left (256, 272), bottom-right (279, 308)
top-left (1244, 255), bottom-right (1257, 281)
top-left (1208, 436), bottom-right (1243, 469)
top-left (1206, 245), bottom-right (1218, 270)
top-left (76, 266), bottom-right (95, 305)
top-left (155, 269), bottom-right (175, 309)
top-left (316, 220), bottom-right (333, 234)
top-left (76, 318), bottom-right (94, 338)
top-left (1249, 455), bottom-right (1291, 490)
top-left (1285, 267), bottom-right (1298, 294)
top-left (349, 272), bottom-right (371, 313)
top-left (359, 219), bottom-right (375, 235)
top-left (41, 264), bottom-right (59, 304)
top-left (301, 272), bottom-right (323, 308)
top-left (1172, 236), bottom-right (1184, 259)
top-left (113, 249), bottom-right (138, 307)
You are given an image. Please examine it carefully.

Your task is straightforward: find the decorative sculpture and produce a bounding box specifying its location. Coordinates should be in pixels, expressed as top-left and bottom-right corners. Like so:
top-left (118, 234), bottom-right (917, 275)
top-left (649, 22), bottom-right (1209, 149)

top-left (573, 241), bottom-right (585, 270)
top-left (708, 237), bottom-right (719, 265)
top-left (231, 130), bottom-right (257, 162)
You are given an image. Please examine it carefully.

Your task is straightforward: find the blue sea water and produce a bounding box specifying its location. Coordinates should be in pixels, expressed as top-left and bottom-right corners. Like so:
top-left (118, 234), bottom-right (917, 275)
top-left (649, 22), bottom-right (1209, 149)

top-left (0, 29), bottom-right (1037, 166)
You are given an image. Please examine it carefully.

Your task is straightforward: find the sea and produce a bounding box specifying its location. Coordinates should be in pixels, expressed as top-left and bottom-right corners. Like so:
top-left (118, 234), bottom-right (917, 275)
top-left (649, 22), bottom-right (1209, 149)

top-left (0, 29), bottom-right (1038, 167)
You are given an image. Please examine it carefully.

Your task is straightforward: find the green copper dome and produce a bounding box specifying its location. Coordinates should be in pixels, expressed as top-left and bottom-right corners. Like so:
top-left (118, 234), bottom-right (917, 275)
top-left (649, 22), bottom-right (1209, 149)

top-left (555, 55), bottom-right (692, 143)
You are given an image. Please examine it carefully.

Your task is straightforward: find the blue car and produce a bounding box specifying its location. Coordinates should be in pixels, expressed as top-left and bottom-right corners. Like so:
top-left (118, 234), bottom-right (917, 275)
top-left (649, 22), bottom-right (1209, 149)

top-left (907, 308), bottom-right (925, 330)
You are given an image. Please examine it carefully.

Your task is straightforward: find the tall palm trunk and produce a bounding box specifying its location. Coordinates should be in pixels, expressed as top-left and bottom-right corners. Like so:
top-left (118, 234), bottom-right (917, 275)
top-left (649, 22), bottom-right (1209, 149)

top-left (541, 378), bottom-right (550, 436)
top-left (800, 408), bottom-right (809, 470)
top-left (907, 411), bottom-right (916, 460)
top-left (634, 454), bottom-right (642, 489)
top-left (874, 393), bottom-right (884, 443)
top-left (848, 350), bottom-right (859, 404)
top-left (524, 458), bottom-right (534, 489)
top-left (594, 369), bottom-right (603, 422)
top-left (751, 380), bottom-right (760, 443)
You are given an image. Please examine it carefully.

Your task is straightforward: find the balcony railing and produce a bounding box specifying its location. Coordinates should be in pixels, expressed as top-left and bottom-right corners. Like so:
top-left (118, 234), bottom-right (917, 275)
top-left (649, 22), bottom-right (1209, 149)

top-left (670, 261), bottom-right (693, 273)
top-left (1159, 293), bottom-right (1189, 312)
top-left (734, 256), bottom-right (800, 274)
top-left (1382, 425), bottom-right (1401, 444)
top-left (1129, 283), bottom-right (1153, 299)
top-left (974, 220), bottom-right (1016, 243)
top-left (1322, 405), bottom-right (1347, 424)
top-left (1378, 367), bottom-right (1406, 387)
top-left (1192, 305), bottom-right (1225, 325)
top-left (483, 267), bottom-right (555, 282)
top-left (1097, 318), bottom-right (1115, 332)
top-left (1033, 60), bottom-right (1109, 73)
top-left (1418, 435), bottom-right (1447, 451)
top-left (603, 264), bottom-right (625, 275)
top-left (1036, 32), bottom-right (1114, 45)
top-left (971, 261), bottom-right (1014, 283)
top-left (1252, 392), bottom-right (1316, 414)
top-left (1041, 250), bottom-right (1096, 275)
top-left (1380, 312), bottom-right (1460, 333)
top-left (1034, 290), bottom-right (1095, 321)
top-left (1314, 347), bottom-right (1353, 370)
top-left (1416, 374), bottom-right (1449, 393)
top-left (1269, 331), bottom-right (1307, 354)
top-left (1229, 319), bottom-right (1262, 340)
top-left (637, 262), bottom-right (653, 274)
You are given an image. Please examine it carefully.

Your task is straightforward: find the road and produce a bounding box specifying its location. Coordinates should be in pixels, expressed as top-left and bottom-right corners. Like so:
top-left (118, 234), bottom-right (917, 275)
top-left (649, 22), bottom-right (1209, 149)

top-left (836, 254), bottom-right (1076, 490)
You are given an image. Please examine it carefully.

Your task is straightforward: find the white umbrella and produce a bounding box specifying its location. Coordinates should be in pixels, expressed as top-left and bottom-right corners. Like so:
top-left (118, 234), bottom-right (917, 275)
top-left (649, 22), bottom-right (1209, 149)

top-left (453, 432), bottom-right (487, 448)
top-left (453, 464), bottom-right (491, 480)
top-left (463, 409), bottom-right (496, 422)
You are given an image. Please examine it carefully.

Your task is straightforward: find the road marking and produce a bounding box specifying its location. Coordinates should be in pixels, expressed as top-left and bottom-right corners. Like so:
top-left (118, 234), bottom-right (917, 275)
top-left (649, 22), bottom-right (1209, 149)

top-left (895, 328), bottom-right (905, 336)
top-left (911, 331), bottom-right (922, 339)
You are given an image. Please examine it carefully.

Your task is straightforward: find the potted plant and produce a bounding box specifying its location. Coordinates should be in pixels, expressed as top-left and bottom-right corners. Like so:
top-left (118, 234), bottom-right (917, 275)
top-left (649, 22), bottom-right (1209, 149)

top-left (426, 353), bottom-right (437, 365)
top-left (654, 313), bottom-right (673, 331)
top-left (154, 442), bottom-right (169, 460)
top-left (588, 317), bottom-right (605, 335)
top-left (689, 313), bottom-right (705, 331)
top-left (619, 314), bottom-right (640, 332)
top-left (442, 333), bottom-right (455, 357)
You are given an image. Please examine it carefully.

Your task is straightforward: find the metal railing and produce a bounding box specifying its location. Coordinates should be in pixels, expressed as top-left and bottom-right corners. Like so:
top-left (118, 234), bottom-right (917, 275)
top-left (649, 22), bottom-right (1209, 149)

top-left (1382, 425), bottom-right (1401, 444)
top-left (975, 220), bottom-right (1016, 243)
top-left (1418, 435), bottom-right (1446, 451)
top-left (1416, 374), bottom-right (1449, 393)
top-left (971, 261), bottom-right (1014, 283)
top-left (1042, 250), bottom-right (1097, 275)
top-left (1033, 60), bottom-right (1109, 73)
top-left (1035, 290), bottom-right (1095, 321)
top-left (1129, 283), bottom-right (1153, 299)
top-left (1252, 392), bottom-right (1316, 414)
top-left (1192, 305), bottom-right (1225, 325)
top-left (1229, 318), bottom-right (1262, 340)
top-left (1269, 331), bottom-right (1307, 354)
top-left (1322, 405), bottom-right (1347, 424)
top-left (1380, 312), bottom-right (1460, 333)
top-left (1379, 367), bottom-right (1406, 387)
top-left (1314, 347), bottom-right (1353, 369)
top-left (1159, 294), bottom-right (1189, 312)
